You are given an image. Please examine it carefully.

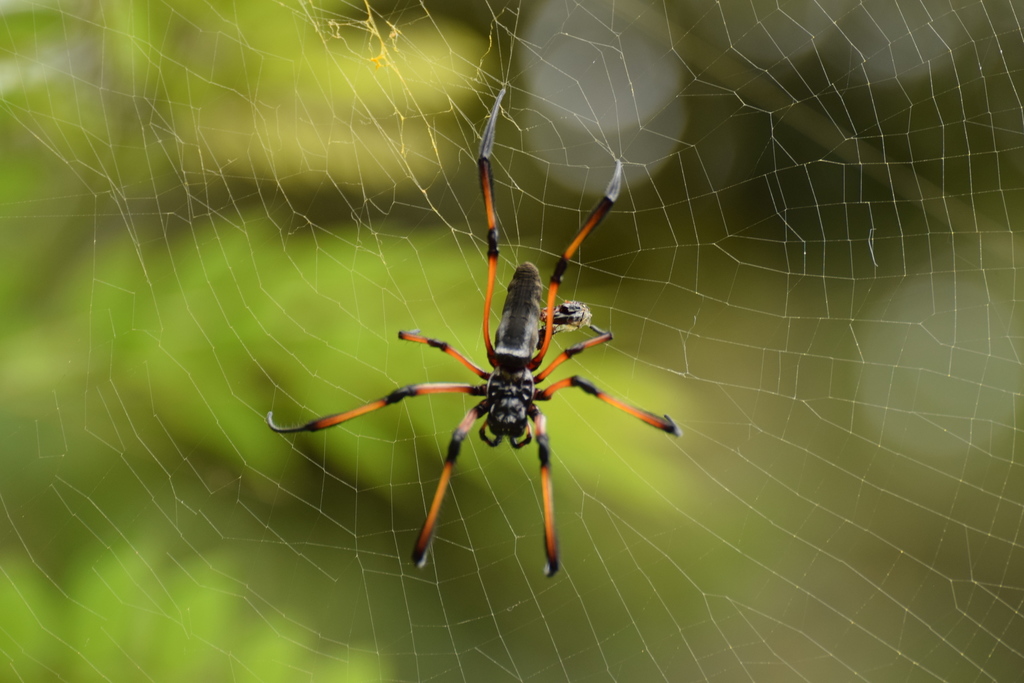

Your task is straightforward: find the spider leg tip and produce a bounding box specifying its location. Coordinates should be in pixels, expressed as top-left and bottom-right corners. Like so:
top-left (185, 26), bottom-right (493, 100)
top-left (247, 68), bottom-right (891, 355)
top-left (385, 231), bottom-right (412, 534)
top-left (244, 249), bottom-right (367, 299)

top-left (267, 411), bottom-right (303, 433)
top-left (664, 416), bottom-right (682, 437)
top-left (479, 88), bottom-right (507, 159)
top-left (606, 160), bottom-right (624, 202)
top-left (544, 559), bottom-right (559, 577)
top-left (266, 411), bottom-right (287, 432)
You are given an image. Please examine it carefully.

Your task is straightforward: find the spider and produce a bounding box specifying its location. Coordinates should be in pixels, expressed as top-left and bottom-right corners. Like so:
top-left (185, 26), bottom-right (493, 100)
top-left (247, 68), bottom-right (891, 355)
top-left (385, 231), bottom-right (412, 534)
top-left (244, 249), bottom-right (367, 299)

top-left (268, 89), bottom-right (681, 576)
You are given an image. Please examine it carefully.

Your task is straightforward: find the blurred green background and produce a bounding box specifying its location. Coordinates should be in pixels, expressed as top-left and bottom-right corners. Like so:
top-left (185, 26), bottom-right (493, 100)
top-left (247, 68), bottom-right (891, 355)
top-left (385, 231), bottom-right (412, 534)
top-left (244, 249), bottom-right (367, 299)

top-left (2, 0), bottom-right (1023, 680)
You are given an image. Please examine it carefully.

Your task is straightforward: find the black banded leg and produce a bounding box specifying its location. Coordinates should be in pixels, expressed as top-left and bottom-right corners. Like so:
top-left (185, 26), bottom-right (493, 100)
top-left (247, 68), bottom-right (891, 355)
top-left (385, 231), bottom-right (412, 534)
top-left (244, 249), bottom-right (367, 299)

top-left (412, 401), bottom-right (489, 568)
top-left (530, 406), bottom-right (559, 576)
top-left (267, 383), bottom-right (484, 433)
top-left (532, 162), bottom-right (623, 370)
top-left (537, 375), bottom-right (681, 436)
top-left (479, 88), bottom-right (506, 365)
top-left (399, 330), bottom-right (490, 379)
top-left (534, 326), bottom-right (614, 382)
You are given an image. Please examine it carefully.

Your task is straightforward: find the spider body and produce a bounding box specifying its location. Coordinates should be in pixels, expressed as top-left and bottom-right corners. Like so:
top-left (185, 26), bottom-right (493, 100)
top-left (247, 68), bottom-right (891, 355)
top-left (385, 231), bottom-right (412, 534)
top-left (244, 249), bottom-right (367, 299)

top-left (269, 89), bottom-right (681, 576)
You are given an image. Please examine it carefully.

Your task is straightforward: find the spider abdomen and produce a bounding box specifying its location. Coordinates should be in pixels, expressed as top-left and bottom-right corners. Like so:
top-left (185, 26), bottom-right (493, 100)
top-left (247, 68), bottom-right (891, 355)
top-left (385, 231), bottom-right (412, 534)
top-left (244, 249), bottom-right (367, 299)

top-left (485, 367), bottom-right (535, 439)
top-left (493, 263), bottom-right (543, 368)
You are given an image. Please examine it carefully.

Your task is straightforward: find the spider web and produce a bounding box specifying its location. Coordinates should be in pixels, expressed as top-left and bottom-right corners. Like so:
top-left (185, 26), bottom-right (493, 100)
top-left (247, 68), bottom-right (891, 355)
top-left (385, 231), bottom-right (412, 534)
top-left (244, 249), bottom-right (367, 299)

top-left (2, 0), bottom-right (1023, 680)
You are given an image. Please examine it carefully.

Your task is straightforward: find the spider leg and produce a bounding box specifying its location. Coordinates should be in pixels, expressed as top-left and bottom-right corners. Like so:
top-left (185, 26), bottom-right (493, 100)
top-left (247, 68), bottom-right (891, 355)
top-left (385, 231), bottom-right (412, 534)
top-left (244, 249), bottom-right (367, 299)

top-left (478, 422), bottom-right (502, 447)
top-left (267, 383), bottom-right (484, 433)
top-left (479, 88), bottom-right (506, 366)
top-left (532, 161), bottom-right (623, 370)
top-left (534, 325), bottom-right (614, 382)
top-left (413, 401), bottom-right (489, 568)
top-left (398, 330), bottom-right (490, 379)
top-left (529, 406), bottom-right (559, 576)
top-left (537, 375), bottom-right (682, 436)
top-left (510, 424), bottom-right (533, 449)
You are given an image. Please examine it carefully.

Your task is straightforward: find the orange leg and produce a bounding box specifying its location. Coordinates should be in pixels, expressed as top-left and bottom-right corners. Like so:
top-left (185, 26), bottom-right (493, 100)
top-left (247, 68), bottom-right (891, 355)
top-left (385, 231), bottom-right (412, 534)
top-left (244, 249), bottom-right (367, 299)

top-left (534, 326), bottom-right (614, 382)
top-left (530, 407), bottom-right (559, 576)
top-left (267, 383), bottom-right (484, 433)
top-left (412, 401), bottom-right (488, 567)
top-left (532, 162), bottom-right (623, 370)
top-left (478, 89), bottom-right (506, 366)
top-left (537, 375), bottom-right (681, 436)
top-left (398, 331), bottom-right (489, 379)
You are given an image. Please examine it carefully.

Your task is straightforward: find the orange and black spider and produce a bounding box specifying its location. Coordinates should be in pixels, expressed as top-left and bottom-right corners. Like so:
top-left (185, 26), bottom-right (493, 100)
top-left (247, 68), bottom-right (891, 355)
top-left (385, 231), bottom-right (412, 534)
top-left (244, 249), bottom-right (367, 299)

top-left (268, 89), bottom-right (681, 576)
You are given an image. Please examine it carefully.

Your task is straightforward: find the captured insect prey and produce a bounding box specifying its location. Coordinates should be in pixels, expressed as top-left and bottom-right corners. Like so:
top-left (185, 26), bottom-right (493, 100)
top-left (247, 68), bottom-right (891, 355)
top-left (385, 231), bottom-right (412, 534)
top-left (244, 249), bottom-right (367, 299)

top-left (538, 300), bottom-right (593, 347)
top-left (268, 88), bottom-right (681, 576)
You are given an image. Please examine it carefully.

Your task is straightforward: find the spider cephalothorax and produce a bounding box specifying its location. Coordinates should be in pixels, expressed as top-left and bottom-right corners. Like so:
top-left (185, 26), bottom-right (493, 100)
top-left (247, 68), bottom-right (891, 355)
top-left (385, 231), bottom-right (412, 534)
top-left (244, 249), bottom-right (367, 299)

top-left (483, 366), bottom-right (535, 446)
top-left (268, 89), bottom-right (681, 576)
